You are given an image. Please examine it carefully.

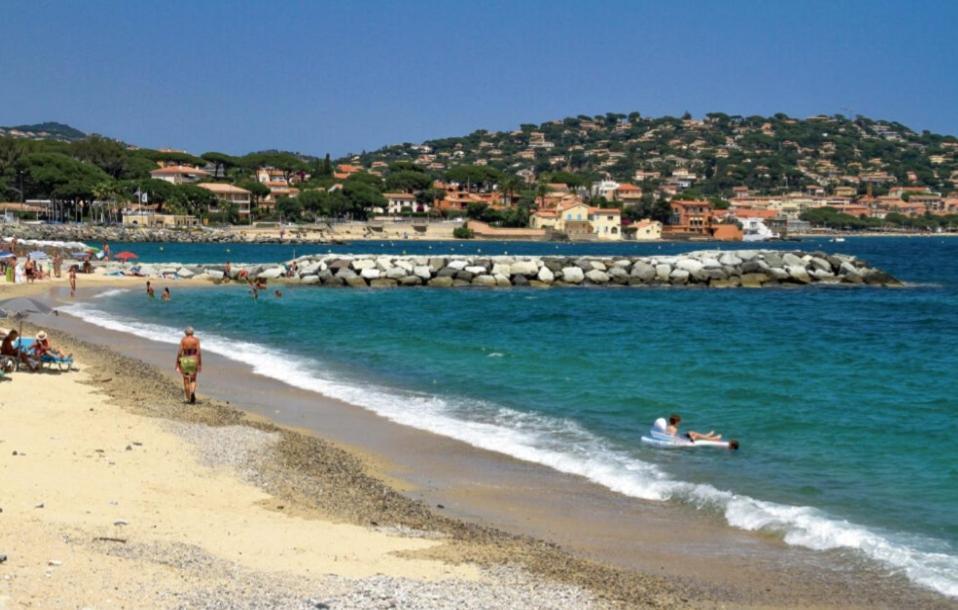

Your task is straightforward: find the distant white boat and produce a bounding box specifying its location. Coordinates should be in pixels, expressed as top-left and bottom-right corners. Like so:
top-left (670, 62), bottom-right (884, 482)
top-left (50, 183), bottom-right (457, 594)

top-left (739, 217), bottom-right (780, 242)
top-left (830, 237), bottom-right (846, 243)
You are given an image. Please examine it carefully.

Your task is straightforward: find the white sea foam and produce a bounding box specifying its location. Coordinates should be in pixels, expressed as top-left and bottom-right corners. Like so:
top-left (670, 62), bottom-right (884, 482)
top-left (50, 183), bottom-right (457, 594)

top-left (61, 302), bottom-right (958, 598)
top-left (92, 288), bottom-right (133, 299)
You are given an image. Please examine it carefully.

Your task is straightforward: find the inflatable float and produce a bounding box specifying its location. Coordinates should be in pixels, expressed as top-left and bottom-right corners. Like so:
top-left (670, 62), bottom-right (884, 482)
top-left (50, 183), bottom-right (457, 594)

top-left (642, 418), bottom-right (739, 449)
top-left (641, 430), bottom-right (735, 449)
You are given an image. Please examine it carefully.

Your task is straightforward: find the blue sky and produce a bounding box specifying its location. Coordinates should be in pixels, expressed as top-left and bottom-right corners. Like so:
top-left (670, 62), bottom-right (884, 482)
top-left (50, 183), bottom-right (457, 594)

top-left (2, 0), bottom-right (956, 157)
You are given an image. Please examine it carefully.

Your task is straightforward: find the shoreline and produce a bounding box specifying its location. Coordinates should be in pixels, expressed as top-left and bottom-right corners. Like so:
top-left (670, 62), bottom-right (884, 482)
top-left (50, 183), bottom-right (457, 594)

top-left (5, 278), bottom-right (954, 607)
top-left (2, 289), bottom-right (675, 609)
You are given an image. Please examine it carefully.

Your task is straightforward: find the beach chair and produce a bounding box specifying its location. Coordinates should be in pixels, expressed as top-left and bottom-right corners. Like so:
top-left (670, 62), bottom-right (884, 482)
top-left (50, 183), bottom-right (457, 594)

top-left (40, 352), bottom-right (74, 372)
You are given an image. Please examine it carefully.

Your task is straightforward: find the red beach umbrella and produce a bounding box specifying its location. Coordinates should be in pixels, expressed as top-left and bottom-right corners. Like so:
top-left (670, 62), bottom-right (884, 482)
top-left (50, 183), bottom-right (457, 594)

top-left (114, 251), bottom-right (138, 262)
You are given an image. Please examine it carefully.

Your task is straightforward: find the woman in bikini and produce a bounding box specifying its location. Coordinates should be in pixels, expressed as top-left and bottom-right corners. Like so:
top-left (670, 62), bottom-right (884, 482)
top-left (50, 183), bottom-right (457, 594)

top-left (175, 327), bottom-right (202, 404)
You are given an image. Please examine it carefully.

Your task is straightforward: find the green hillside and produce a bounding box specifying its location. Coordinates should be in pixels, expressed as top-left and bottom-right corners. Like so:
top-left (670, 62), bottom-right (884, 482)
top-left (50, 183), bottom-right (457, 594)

top-left (349, 112), bottom-right (958, 197)
top-left (0, 121), bottom-right (87, 142)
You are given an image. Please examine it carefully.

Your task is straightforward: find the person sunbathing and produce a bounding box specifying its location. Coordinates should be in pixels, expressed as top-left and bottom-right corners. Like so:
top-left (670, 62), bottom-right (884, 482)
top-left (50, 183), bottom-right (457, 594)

top-left (32, 330), bottom-right (71, 361)
top-left (663, 414), bottom-right (722, 441)
top-left (2, 330), bottom-right (39, 371)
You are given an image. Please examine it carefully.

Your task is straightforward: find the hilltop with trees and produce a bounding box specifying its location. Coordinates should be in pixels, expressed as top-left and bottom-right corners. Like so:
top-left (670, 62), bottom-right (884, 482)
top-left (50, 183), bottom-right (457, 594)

top-left (347, 112), bottom-right (958, 199)
top-left (2, 112), bottom-right (956, 229)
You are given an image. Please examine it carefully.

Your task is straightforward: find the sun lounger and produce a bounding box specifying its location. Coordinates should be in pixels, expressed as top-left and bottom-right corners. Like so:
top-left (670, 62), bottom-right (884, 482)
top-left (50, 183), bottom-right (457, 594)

top-left (13, 337), bottom-right (72, 372)
top-left (40, 352), bottom-right (74, 371)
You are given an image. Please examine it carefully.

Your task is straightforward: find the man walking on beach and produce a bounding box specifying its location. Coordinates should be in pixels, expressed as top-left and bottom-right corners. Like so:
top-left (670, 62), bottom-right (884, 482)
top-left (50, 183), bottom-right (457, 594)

top-left (175, 327), bottom-right (202, 404)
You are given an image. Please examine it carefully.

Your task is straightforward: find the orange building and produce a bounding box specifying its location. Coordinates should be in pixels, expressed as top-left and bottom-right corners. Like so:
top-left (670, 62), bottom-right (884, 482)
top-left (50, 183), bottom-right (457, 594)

top-left (668, 200), bottom-right (714, 235)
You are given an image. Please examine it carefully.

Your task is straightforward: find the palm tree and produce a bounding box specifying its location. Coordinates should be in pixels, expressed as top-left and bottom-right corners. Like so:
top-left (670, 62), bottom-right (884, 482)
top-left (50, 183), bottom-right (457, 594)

top-left (500, 176), bottom-right (520, 207)
top-left (535, 180), bottom-right (550, 209)
top-left (92, 180), bottom-right (125, 224)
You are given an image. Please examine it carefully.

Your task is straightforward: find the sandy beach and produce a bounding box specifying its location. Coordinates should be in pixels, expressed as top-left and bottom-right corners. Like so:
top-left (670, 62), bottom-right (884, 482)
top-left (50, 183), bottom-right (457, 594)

top-left (2, 276), bottom-right (956, 609)
top-left (0, 278), bottom-right (678, 609)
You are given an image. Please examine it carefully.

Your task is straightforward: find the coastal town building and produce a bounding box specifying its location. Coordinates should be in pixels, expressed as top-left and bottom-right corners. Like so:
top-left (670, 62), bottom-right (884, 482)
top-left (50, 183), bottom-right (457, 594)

top-left (530, 200), bottom-right (622, 240)
top-left (333, 164), bottom-right (362, 180)
top-left (738, 217), bottom-right (780, 241)
top-left (384, 192), bottom-right (430, 215)
top-left (612, 183), bottom-right (643, 206)
top-left (149, 165), bottom-right (210, 185)
top-left (667, 199), bottom-right (714, 235)
top-left (121, 206), bottom-right (198, 227)
top-left (590, 180), bottom-right (620, 200)
top-left (622, 219), bottom-right (662, 240)
top-left (255, 167), bottom-right (301, 208)
top-left (588, 207), bottom-right (622, 239)
top-left (197, 183), bottom-right (252, 218)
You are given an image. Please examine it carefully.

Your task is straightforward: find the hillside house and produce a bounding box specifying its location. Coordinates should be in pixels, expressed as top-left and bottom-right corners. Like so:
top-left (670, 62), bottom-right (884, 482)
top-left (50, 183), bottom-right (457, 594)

top-left (622, 219), bottom-right (662, 241)
top-left (384, 192), bottom-right (429, 215)
top-left (667, 200), bottom-right (714, 235)
top-left (613, 183), bottom-right (643, 206)
top-left (588, 207), bottom-right (622, 239)
top-left (149, 165), bottom-right (210, 185)
top-left (197, 183), bottom-right (252, 218)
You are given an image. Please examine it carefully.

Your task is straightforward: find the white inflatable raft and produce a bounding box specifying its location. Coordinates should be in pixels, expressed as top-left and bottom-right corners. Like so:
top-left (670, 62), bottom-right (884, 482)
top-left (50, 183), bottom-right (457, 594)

top-left (641, 425), bottom-right (736, 449)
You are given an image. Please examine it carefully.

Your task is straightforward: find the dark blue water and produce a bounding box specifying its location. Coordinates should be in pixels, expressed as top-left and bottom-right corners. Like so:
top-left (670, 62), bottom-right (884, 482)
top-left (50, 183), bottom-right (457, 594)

top-left (68, 237), bottom-right (958, 596)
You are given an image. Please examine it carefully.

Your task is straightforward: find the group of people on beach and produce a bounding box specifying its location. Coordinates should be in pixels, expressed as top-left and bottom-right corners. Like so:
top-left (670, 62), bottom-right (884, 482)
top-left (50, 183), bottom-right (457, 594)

top-left (2, 238), bottom-right (88, 298)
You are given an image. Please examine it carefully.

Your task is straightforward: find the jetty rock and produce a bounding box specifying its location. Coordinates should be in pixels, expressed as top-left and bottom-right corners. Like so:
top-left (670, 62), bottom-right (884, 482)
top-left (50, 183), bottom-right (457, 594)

top-left (90, 250), bottom-right (902, 290)
top-left (0, 223), bottom-right (341, 245)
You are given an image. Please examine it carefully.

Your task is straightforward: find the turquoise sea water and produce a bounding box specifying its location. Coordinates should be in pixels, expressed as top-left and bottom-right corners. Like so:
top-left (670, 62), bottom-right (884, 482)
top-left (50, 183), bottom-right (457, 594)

top-left (67, 237), bottom-right (958, 597)
top-left (99, 237), bottom-right (876, 263)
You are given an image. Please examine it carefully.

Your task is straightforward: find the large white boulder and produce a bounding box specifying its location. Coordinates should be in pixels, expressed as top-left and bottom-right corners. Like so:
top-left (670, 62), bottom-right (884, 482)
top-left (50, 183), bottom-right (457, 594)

top-left (782, 253), bottom-right (805, 267)
top-left (676, 258), bottom-right (704, 273)
top-left (585, 269), bottom-right (610, 284)
top-left (509, 260), bottom-right (539, 277)
top-left (561, 267), bottom-right (584, 283)
top-left (258, 267), bottom-right (284, 279)
top-left (786, 265), bottom-right (810, 283)
top-left (718, 253), bottom-right (743, 266)
top-left (631, 262), bottom-right (656, 281)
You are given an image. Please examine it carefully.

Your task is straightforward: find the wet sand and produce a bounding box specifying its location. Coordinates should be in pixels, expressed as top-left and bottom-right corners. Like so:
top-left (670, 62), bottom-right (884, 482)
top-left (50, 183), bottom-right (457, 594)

top-left (9, 280), bottom-right (956, 609)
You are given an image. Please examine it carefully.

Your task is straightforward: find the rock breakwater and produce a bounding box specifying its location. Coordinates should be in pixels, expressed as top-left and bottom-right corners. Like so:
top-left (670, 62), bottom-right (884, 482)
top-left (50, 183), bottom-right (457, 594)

top-left (1, 224), bottom-right (336, 244)
top-left (88, 249), bottom-right (902, 288)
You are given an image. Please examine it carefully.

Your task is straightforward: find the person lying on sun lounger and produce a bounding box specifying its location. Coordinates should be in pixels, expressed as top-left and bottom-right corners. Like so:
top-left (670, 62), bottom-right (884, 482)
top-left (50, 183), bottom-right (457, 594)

top-left (31, 330), bottom-right (71, 361)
